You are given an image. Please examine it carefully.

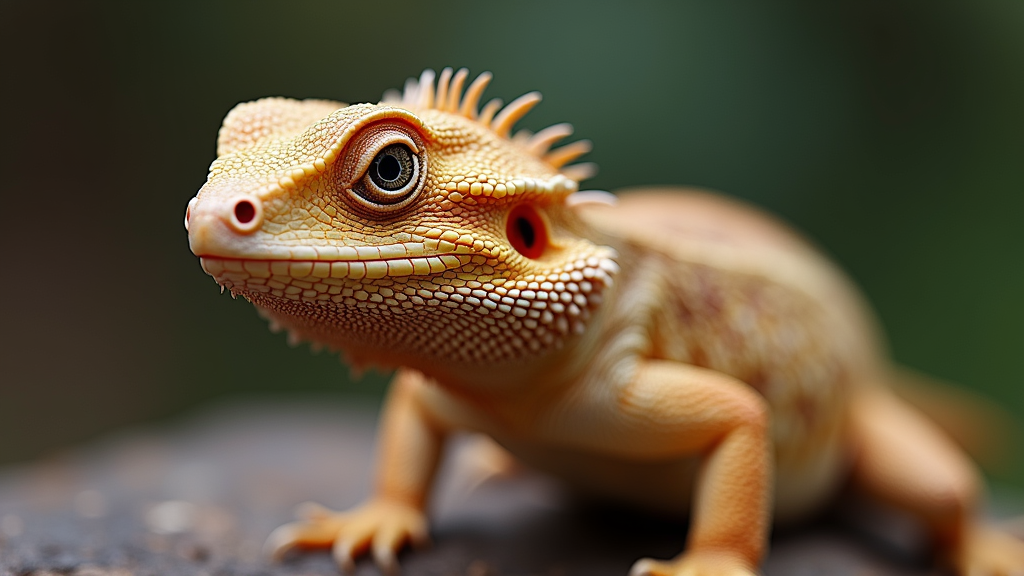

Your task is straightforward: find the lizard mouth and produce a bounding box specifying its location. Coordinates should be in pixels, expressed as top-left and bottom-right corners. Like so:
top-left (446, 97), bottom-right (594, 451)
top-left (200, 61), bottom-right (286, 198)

top-left (198, 251), bottom-right (474, 303)
top-left (199, 251), bottom-right (471, 283)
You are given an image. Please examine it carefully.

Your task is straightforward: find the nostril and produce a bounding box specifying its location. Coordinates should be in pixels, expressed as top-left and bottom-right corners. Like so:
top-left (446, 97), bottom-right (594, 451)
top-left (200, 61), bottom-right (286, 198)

top-left (228, 197), bottom-right (262, 233)
top-left (234, 199), bottom-right (256, 223)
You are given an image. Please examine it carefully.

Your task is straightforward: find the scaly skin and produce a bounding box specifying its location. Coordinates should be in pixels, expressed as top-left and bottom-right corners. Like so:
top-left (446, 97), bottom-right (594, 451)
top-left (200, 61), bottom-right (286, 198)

top-left (186, 68), bottom-right (1024, 575)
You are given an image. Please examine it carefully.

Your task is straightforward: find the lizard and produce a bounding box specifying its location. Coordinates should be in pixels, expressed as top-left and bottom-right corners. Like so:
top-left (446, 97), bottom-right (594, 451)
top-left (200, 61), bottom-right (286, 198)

top-left (184, 67), bottom-right (1024, 575)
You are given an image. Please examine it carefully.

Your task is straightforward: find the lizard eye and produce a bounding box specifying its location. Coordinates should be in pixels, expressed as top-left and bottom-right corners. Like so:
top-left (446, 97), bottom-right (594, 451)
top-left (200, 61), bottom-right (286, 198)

top-left (340, 123), bottom-right (428, 214)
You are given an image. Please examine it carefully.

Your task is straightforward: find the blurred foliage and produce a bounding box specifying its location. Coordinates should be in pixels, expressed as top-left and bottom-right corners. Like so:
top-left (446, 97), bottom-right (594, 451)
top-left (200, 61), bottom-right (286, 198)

top-left (0, 1), bottom-right (1022, 485)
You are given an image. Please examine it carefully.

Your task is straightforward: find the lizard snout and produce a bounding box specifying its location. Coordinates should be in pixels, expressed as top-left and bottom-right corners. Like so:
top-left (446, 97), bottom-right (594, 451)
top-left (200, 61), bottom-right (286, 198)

top-left (186, 193), bottom-right (265, 258)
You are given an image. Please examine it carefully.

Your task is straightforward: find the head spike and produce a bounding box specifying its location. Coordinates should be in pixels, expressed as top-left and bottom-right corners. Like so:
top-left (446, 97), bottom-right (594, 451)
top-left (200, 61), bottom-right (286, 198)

top-left (545, 140), bottom-right (592, 168)
top-left (525, 123), bottom-right (574, 156)
top-left (460, 71), bottom-right (493, 119)
top-left (402, 77), bottom-right (419, 107)
top-left (478, 98), bottom-right (503, 125)
top-left (381, 88), bottom-right (402, 104)
top-left (446, 68), bottom-right (469, 112)
top-left (511, 128), bottom-right (533, 145)
top-left (386, 68), bottom-right (597, 177)
top-left (417, 69), bottom-right (436, 109)
top-left (566, 189), bottom-right (617, 207)
top-left (435, 67), bottom-right (453, 114)
top-left (560, 162), bottom-right (599, 182)
top-left (491, 91), bottom-right (542, 138)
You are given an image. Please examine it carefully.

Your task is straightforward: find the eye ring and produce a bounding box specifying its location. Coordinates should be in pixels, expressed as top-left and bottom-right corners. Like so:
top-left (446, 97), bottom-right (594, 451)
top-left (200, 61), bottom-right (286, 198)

top-left (345, 133), bottom-right (427, 214)
top-left (337, 121), bottom-right (428, 216)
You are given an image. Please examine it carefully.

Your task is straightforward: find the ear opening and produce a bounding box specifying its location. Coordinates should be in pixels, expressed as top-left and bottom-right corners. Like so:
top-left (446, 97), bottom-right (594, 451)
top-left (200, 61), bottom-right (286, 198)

top-left (506, 203), bottom-right (549, 259)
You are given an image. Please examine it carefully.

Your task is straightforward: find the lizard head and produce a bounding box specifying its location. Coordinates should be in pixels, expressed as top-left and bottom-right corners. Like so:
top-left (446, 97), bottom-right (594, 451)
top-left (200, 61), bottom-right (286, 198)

top-left (186, 68), bottom-right (619, 378)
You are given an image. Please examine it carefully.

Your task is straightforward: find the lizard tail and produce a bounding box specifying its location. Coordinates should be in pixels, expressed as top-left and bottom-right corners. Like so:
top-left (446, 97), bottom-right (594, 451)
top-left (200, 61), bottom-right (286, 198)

top-left (889, 366), bottom-right (1020, 475)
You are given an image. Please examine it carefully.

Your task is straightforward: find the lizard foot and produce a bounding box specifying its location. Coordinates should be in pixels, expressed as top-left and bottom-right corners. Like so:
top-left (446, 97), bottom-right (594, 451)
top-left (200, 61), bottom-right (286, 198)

top-left (629, 551), bottom-right (758, 576)
top-left (953, 524), bottom-right (1024, 576)
top-left (265, 499), bottom-right (429, 573)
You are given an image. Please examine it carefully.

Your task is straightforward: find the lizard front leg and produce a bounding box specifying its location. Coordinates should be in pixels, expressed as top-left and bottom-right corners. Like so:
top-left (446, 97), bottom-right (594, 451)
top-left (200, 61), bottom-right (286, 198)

top-left (598, 360), bottom-right (771, 576)
top-left (266, 368), bottom-right (448, 572)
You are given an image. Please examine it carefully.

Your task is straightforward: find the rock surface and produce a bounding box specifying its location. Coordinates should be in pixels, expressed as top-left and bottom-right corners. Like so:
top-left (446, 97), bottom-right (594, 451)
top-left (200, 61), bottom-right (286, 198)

top-left (0, 398), bottom-right (1014, 576)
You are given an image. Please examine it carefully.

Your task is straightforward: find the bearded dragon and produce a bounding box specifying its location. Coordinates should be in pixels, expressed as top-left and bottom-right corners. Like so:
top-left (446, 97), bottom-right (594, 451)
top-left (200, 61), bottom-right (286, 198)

top-left (185, 68), bottom-right (1024, 575)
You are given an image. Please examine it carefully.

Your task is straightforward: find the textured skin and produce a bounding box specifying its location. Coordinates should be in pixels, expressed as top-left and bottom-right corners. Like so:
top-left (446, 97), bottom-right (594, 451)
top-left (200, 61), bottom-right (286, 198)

top-left (186, 69), bottom-right (1024, 575)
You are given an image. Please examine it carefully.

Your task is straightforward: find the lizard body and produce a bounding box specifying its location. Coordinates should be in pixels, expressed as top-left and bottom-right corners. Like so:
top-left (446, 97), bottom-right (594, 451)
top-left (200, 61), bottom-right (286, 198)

top-left (186, 69), bottom-right (1024, 575)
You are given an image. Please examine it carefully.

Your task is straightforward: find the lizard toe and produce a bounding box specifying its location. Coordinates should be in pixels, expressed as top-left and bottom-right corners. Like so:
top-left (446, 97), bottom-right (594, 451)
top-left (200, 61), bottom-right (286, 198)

top-left (264, 517), bottom-right (339, 562)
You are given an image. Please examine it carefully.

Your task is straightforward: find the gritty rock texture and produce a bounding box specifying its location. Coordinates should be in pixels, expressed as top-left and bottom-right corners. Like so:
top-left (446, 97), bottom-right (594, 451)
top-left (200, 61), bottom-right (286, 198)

top-left (0, 399), bottom-right (1014, 576)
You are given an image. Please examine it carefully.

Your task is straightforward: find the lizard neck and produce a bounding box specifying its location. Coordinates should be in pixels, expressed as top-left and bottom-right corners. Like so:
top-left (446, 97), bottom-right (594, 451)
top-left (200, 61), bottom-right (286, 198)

top-left (424, 243), bottom-right (646, 408)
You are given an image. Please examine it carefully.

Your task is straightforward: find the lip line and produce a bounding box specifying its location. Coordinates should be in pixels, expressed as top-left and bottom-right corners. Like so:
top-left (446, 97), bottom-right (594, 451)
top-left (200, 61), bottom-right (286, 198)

top-left (198, 253), bottom-right (470, 280)
top-left (197, 254), bottom-right (446, 263)
top-left (193, 241), bottom-right (471, 264)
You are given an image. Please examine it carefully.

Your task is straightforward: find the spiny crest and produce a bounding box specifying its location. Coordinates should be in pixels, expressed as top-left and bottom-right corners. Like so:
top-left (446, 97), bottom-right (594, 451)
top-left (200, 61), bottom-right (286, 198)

top-left (382, 68), bottom-right (597, 182)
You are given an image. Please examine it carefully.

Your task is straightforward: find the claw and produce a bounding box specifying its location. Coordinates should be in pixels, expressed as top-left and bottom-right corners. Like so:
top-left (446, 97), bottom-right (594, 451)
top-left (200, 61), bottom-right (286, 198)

top-left (331, 539), bottom-right (358, 573)
top-left (373, 544), bottom-right (399, 576)
top-left (264, 524), bottom-right (294, 562)
top-left (629, 558), bottom-right (666, 576)
top-left (629, 553), bottom-right (757, 576)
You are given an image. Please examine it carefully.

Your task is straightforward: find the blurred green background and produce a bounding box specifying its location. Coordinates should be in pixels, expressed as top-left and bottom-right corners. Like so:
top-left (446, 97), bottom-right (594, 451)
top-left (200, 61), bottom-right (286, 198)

top-left (1, 1), bottom-right (1022, 485)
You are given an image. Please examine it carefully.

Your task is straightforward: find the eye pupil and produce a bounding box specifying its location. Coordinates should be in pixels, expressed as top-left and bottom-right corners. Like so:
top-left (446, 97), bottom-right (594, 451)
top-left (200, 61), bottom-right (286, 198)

top-left (367, 144), bottom-right (415, 191)
top-left (375, 153), bottom-right (402, 182)
top-left (515, 217), bottom-right (535, 248)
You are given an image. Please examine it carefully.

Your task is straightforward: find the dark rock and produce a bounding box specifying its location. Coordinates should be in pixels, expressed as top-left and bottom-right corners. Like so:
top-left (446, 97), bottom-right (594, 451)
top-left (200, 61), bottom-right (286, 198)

top-left (0, 398), bottom-right (1015, 576)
